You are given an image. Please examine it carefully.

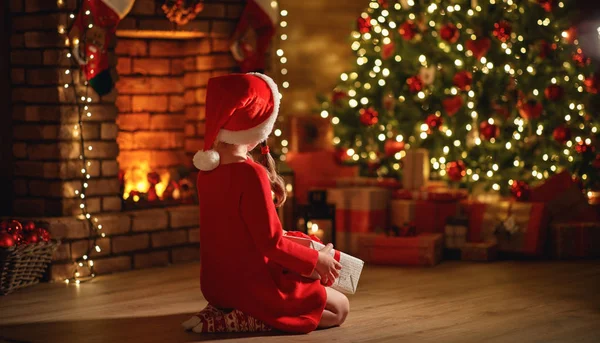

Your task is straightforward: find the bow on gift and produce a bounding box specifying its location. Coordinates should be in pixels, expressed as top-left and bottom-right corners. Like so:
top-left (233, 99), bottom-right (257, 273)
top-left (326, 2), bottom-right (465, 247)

top-left (494, 202), bottom-right (521, 238)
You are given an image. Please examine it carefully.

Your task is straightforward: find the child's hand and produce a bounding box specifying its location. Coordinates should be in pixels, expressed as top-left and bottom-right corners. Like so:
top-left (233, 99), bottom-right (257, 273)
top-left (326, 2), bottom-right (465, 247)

top-left (315, 244), bottom-right (342, 286)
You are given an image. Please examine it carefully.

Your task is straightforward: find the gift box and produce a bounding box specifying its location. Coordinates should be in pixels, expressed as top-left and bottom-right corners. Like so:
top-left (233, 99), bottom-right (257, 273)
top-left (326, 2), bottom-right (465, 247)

top-left (550, 222), bottom-right (600, 259)
top-left (357, 233), bottom-right (443, 266)
top-left (461, 242), bottom-right (498, 262)
top-left (461, 200), bottom-right (548, 255)
top-left (289, 115), bottom-right (334, 153)
top-left (402, 149), bottom-right (430, 190)
top-left (286, 151), bottom-right (359, 205)
top-left (284, 233), bottom-right (365, 294)
top-left (530, 171), bottom-right (599, 223)
top-left (390, 198), bottom-right (460, 234)
top-left (445, 217), bottom-right (468, 249)
top-left (327, 187), bottom-right (391, 234)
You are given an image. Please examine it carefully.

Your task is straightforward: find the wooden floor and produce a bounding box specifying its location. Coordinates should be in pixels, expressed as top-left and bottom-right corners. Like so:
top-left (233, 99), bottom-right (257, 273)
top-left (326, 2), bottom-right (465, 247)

top-left (1, 260), bottom-right (600, 343)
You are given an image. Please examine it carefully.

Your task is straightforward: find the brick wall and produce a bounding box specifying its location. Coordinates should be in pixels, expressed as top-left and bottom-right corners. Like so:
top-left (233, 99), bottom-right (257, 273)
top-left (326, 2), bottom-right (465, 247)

top-left (49, 205), bottom-right (200, 280)
top-left (8, 0), bottom-right (245, 278)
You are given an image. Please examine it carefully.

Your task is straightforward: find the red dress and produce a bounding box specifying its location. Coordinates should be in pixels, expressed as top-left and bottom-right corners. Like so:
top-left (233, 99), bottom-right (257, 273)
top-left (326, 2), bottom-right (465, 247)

top-left (196, 158), bottom-right (327, 333)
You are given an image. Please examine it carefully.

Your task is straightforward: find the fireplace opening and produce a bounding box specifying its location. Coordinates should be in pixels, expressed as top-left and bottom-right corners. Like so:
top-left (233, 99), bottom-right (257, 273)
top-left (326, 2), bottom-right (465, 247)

top-left (115, 35), bottom-right (210, 210)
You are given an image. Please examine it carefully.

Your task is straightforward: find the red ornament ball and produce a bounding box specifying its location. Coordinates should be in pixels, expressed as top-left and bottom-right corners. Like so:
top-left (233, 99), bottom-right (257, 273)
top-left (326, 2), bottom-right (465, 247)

top-left (466, 37), bottom-right (491, 59)
top-left (440, 23), bottom-right (460, 43)
top-left (426, 114), bottom-right (443, 131)
top-left (517, 99), bottom-right (543, 120)
top-left (552, 125), bottom-right (571, 144)
top-left (493, 21), bottom-right (512, 43)
top-left (446, 161), bottom-right (466, 182)
top-left (537, 0), bottom-right (553, 12)
top-left (576, 141), bottom-right (595, 155)
top-left (511, 180), bottom-right (531, 201)
top-left (6, 220), bottom-right (23, 237)
top-left (479, 121), bottom-right (499, 141)
top-left (453, 71), bottom-right (473, 91)
top-left (357, 16), bottom-right (372, 34)
top-left (584, 75), bottom-right (599, 94)
top-left (23, 221), bottom-right (36, 233)
top-left (399, 21), bottom-right (417, 41)
top-left (0, 232), bottom-right (15, 248)
top-left (544, 84), bottom-right (564, 101)
top-left (384, 140), bottom-right (405, 157)
top-left (442, 96), bottom-right (464, 117)
top-left (406, 75), bottom-right (424, 93)
top-left (25, 231), bottom-right (40, 244)
top-left (378, 0), bottom-right (389, 8)
top-left (359, 107), bottom-right (379, 126)
top-left (37, 228), bottom-right (51, 242)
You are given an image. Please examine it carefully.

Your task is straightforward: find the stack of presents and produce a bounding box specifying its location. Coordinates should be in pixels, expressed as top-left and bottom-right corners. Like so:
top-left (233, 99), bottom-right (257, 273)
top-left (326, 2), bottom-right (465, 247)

top-left (287, 147), bottom-right (600, 267)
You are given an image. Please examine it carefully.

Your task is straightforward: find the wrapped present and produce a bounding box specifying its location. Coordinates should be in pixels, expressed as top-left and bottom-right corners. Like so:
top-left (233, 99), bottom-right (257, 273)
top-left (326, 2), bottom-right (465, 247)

top-left (530, 171), bottom-right (599, 223)
top-left (287, 151), bottom-right (359, 205)
top-left (445, 217), bottom-right (468, 249)
top-left (327, 187), bottom-right (391, 254)
top-left (284, 232), bottom-right (365, 294)
top-left (358, 233), bottom-right (443, 266)
top-left (461, 242), bottom-right (498, 262)
top-left (550, 222), bottom-right (600, 259)
top-left (390, 197), bottom-right (460, 234)
top-left (327, 187), bottom-right (391, 233)
top-left (402, 149), bottom-right (430, 190)
top-left (461, 200), bottom-right (548, 255)
top-left (289, 115), bottom-right (334, 153)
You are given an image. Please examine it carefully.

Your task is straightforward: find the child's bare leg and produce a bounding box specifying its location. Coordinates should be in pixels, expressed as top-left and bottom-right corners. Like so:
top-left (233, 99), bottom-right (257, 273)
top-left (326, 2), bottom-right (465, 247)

top-left (318, 287), bottom-right (349, 329)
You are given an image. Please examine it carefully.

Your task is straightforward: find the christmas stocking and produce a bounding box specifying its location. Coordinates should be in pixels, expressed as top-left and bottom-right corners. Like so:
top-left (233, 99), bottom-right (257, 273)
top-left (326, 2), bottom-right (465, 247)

top-left (68, 0), bottom-right (135, 96)
top-left (230, 0), bottom-right (278, 73)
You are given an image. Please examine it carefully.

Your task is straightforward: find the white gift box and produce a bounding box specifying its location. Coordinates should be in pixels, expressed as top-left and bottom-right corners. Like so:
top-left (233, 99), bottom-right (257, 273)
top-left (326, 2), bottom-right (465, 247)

top-left (284, 235), bottom-right (364, 294)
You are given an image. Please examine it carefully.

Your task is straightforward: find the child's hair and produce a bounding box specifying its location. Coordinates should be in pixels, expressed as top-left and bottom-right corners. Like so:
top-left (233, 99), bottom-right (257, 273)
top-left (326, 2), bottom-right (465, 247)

top-left (257, 141), bottom-right (287, 207)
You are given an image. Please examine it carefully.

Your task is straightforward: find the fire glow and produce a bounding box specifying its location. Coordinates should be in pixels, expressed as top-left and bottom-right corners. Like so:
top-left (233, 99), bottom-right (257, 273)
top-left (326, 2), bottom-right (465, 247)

top-left (122, 162), bottom-right (179, 202)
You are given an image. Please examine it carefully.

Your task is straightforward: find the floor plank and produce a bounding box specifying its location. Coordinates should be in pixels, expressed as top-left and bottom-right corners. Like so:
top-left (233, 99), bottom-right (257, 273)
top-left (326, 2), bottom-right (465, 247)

top-left (1, 260), bottom-right (600, 343)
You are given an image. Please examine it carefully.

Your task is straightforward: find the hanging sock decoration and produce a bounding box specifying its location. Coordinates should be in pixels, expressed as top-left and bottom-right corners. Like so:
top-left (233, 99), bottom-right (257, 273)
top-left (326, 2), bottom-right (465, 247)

top-left (230, 0), bottom-right (279, 73)
top-left (68, 0), bottom-right (135, 96)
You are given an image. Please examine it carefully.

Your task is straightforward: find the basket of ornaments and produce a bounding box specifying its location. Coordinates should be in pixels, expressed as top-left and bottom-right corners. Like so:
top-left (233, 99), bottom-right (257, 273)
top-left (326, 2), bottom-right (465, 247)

top-left (0, 220), bottom-right (59, 295)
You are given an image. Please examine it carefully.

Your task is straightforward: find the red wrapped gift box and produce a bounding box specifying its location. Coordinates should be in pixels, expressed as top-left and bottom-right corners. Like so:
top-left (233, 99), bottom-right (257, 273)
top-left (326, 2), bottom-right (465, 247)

top-left (327, 187), bottom-right (391, 255)
top-left (390, 195), bottom-right (462, 234)
top-left (358, 233), bottom-right (443, 266)
top-left (530, 171), bottom-right (599, 223)
top-left (550, 222), bottom-right (600, 259)
top-left (336, 177), bottom-right (401, 189)
top-left (461, 200), bottom-right (549, 255)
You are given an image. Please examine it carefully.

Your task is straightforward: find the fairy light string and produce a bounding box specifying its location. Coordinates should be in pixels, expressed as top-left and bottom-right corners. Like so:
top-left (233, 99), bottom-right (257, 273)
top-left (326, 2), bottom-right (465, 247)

top-left (58, 0), bottom-right (103, 285)
top-left (272, 0), bottom-right (290, 161)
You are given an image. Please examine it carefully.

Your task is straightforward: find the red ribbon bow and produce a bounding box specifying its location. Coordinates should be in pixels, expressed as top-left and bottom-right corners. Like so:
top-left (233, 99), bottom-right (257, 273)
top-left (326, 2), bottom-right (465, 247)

top-left (261, 145), bottom-right (270, 155)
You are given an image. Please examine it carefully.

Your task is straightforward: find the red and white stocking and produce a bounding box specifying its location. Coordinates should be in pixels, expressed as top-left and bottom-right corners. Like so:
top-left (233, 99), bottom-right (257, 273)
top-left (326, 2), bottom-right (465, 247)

top-left (230, 0), bottom-right (278, 73)
top-left (68, 0), bottom-right (135, 96)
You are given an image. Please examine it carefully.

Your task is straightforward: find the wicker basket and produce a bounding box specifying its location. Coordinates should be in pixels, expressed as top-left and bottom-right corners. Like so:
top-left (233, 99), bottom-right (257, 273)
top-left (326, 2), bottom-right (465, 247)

top-left (0, 240), bottom-right (60, 295)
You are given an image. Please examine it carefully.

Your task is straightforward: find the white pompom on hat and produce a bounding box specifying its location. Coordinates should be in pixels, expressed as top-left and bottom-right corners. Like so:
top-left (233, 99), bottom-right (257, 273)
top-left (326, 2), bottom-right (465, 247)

top-left (193, 72), bottom-right (280, 171)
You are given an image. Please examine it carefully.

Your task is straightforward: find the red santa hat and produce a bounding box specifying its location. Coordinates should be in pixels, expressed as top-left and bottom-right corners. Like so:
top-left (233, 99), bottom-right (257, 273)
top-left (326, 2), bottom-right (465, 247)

top-left (193, 72), bottom-right (280, 171)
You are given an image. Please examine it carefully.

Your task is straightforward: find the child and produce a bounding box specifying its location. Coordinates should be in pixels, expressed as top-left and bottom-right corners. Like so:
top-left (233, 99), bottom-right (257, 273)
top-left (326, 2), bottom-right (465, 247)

top-left (182, 73), bottom-right (349, 334)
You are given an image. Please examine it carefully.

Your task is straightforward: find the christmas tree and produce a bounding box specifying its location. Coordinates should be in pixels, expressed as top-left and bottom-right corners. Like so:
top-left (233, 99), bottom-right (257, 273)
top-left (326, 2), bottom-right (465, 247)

top-left (319, 0), bottom-right (600, 196)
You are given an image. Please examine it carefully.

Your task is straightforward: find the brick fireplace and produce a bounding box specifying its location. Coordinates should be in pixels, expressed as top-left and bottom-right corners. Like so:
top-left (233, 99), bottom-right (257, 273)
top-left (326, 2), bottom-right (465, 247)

top-left (6, 0), bottom-right (243, 280)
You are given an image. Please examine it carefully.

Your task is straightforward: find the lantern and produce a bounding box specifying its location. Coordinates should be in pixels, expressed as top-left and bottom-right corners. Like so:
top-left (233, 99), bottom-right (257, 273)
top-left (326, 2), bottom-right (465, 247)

top-left (296, 190), bottom-right (337, 245)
